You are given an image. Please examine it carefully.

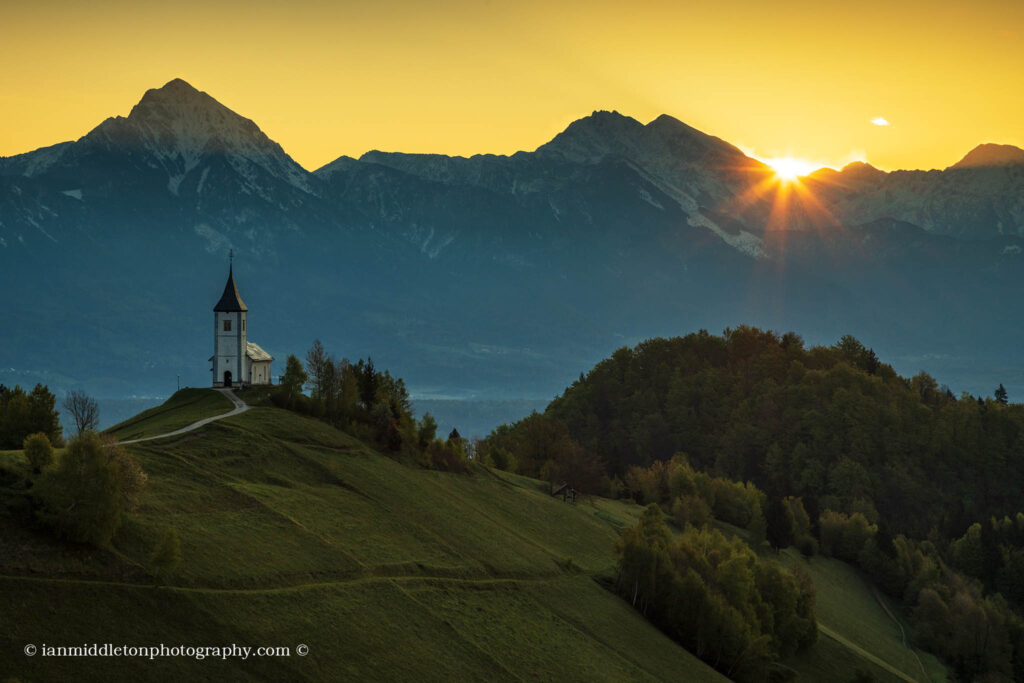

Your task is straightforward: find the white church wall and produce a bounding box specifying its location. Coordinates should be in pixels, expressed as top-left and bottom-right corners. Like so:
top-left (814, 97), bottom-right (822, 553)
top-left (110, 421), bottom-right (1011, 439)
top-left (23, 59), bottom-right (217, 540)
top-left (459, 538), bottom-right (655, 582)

top-left (213, 310), bottom-right (247, 385)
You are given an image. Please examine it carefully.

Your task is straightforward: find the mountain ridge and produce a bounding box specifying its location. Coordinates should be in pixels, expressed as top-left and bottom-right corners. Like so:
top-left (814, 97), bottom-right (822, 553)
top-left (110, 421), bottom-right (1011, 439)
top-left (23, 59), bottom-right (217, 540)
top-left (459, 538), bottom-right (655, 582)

top-left (3, 78), bottom-right (1024, 410)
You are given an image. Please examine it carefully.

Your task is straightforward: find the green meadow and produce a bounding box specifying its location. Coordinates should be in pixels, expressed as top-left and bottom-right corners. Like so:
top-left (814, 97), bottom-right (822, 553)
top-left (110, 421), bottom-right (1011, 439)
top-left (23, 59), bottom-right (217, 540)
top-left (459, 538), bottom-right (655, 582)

top-left (104, 388), bottom-right (234, 441)
top-left (0, 390), bottom-right (945, 681)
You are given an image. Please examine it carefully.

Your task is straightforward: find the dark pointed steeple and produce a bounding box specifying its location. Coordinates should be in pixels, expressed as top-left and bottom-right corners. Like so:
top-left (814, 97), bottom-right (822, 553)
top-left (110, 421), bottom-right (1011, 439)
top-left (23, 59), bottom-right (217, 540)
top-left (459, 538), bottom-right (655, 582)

top-left (213, 263), bottom-right (247, 312)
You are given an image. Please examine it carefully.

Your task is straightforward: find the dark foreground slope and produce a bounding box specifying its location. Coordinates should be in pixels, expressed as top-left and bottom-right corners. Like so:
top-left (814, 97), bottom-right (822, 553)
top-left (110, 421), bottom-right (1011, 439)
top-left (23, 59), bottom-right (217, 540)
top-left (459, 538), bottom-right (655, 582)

top-left (1, 392), bottom-right (938, 681)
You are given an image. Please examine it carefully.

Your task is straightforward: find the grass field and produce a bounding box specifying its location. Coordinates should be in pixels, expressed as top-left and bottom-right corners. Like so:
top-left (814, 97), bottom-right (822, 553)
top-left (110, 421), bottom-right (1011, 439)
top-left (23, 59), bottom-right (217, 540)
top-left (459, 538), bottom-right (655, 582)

top-left (104, 388), bottom-right (233, 441)
top-left (778, 551), bottom-right (947, 683)
top-left (0, 395), bottom-right (947, 681)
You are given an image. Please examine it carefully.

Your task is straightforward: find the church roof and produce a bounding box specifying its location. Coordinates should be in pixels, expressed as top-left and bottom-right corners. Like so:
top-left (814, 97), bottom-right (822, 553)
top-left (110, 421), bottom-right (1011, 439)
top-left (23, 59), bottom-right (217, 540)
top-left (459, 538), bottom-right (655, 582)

top-left (213, 265), bottom-right (248, 312)
top-left (246, 341), bottom-right (273, 362)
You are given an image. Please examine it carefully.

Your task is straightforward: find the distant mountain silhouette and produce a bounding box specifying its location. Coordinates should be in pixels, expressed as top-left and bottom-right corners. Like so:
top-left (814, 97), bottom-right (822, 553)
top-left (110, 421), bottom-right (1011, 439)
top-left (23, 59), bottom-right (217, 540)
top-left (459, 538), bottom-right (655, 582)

top-left (950, 143), bottom-right (1024, 169)
top-left (3, 78), bottom-right (1024, 403)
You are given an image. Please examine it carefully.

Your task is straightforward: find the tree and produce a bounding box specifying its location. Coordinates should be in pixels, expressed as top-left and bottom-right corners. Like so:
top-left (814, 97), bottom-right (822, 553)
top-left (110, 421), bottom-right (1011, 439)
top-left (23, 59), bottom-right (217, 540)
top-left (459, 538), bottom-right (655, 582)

top-left (747, 504), bottom-right (767, 549)
top-left (304, 339), bottom-right (328, 400)
top-left (550, 443), bottom-right (605, 495)
top-left (417, 413), bottom-right (437, 449)
top-left (102, 435), bottom-right (148, 512)
top-left (338, 361), bottom-right (360, 423)
top-left (995, 383), bottom-right (1009, 405)
top-left (358, 357), bottom-right (378, 406)
top-left (33, 432), bottom-right (122, 545)
top-left (279, 354), bottom-right (307, 407)
top-left (765, 497), bottom-right (795, 551)
top-left (23, 432), bottom-right (54, 474)
top-left (63, 390), bottom-right (99, 435)
top-left (150, 528), bottom-right (182, 582)
top-left (0, 383), bottom-right (62, 448)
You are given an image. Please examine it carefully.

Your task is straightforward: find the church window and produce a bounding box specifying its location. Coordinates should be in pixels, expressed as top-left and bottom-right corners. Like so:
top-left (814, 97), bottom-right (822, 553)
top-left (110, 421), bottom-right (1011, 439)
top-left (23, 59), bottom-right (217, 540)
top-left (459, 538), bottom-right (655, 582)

top-left (224, 320), bottom-right (232, 331)
top-left (242, 319), bottom-right (246, 331)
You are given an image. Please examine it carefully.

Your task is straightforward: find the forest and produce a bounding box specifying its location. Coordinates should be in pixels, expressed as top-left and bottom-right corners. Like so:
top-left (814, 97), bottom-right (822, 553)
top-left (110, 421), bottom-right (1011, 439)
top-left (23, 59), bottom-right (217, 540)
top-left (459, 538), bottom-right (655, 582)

top-left (479, 327), bottom-right (1024, 679)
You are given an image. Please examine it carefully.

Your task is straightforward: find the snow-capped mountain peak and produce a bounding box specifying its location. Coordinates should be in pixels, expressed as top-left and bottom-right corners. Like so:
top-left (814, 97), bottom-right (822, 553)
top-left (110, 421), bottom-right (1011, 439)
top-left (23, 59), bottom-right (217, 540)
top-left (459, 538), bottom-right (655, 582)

top-left (84, 78), bottom-right (313, 195)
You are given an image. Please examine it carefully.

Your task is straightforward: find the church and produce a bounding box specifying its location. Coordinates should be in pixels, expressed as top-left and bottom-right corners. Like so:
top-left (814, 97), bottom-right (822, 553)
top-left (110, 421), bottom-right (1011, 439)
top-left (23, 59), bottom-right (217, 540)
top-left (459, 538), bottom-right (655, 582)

top-left (209, 262), bottom-right (274, 388)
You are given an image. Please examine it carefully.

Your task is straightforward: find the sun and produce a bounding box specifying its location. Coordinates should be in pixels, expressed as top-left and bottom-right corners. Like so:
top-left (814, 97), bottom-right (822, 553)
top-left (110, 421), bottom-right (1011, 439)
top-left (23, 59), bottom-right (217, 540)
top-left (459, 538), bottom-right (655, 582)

top-left (764, 157), bottom-right (819, 182)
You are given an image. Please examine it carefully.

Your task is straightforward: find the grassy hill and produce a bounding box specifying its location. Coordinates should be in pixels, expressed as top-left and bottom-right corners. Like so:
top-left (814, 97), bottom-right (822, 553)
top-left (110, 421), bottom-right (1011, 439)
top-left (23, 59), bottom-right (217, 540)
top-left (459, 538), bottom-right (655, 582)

top-left (0, 390), bottom-right (944, 681)
top-left (104, 388), bottom-right (233, 441)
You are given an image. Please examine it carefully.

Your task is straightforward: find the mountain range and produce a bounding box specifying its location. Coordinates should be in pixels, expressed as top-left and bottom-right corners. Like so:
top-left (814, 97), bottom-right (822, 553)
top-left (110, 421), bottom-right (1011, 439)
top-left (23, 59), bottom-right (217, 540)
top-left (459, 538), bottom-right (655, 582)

top-left (2, 78), bottom-right (1024, 410)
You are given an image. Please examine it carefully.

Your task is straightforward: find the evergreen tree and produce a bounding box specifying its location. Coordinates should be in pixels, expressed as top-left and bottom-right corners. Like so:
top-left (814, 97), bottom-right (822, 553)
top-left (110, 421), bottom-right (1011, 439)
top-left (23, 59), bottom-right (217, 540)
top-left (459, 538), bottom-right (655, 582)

top-left (995, 383), bottom-right (1009, 405)
top-left (765, 497), bottom-right (795, 551)
top-left (980, 518), bottom-right (1003, 586)
top-left (358, 357), bottom-right (378, 407)
top-left (747, 504), bottom-right (767, 549)
top-left (418, 413), bottom-right (437, 449)
top-left (279, 354), bottom-right (307, 407)
top-left (0, 383), bottom-right (62, 448)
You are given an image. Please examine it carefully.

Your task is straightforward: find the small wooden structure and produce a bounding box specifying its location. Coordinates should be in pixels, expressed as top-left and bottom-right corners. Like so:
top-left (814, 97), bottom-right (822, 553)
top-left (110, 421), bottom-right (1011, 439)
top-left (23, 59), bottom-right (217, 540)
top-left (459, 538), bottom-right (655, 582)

top-left (551, 483), bottom-right (578, 504)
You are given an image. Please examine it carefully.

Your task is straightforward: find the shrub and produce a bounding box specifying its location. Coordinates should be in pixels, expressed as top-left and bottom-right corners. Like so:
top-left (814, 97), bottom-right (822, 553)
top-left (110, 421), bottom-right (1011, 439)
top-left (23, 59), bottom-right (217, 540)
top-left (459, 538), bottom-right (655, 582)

top-left (150, 528), bottom-right (182, 582)
top-left (673, 494), bottom-right (713, 528)
top-left (34, 432), bottom-right (122, 545)
top-left (796, 535), bottom-right (818, 557)
top-left (819, 510), bottom-right (876, 562)
top-left (102, 436), bottom-right (148, 512)
top-left (23, 432), bottom-right (54, 473)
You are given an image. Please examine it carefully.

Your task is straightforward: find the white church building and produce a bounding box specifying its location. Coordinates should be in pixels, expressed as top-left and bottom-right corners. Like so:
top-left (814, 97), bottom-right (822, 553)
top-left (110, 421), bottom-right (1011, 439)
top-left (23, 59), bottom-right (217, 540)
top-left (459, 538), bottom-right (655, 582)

top-left (210, 264), bottom-right (273, 388)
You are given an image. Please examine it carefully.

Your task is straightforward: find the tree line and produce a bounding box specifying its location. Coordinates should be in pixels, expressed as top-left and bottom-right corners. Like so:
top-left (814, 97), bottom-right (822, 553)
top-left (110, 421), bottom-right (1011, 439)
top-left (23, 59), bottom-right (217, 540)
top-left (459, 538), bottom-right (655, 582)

top-left (271, 341), bottom-right (468, 472)
top-left (1, 383), bottom-right (101, 449)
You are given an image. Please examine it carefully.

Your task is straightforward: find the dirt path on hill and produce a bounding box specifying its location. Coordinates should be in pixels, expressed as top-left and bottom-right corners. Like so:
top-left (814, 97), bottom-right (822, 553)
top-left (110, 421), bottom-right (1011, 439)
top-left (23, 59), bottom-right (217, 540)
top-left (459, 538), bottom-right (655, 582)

top-left (868, 580), bottom-right (931, 682)
top-left (118, 389), bottom-right (249, 445)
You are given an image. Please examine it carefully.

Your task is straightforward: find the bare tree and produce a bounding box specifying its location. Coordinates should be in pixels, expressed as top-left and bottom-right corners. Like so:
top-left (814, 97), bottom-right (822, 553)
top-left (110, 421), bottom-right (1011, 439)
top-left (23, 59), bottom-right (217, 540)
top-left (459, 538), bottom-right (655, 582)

top-left (63, 390), bottom-right (99, 435)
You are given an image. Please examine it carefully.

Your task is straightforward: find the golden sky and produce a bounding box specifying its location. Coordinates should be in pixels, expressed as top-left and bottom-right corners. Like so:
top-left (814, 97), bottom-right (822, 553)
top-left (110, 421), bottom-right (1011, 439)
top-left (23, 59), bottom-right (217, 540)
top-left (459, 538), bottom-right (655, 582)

top-left (1, 0), bottom-right (1021, 172)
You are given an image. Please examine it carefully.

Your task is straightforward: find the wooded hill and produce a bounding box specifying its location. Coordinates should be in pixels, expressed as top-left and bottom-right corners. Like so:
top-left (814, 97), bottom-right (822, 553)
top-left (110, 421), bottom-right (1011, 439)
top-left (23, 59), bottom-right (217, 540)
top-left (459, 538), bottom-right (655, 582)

top-left (480, 327), bottom-right (1024, 679)
top-left (537, 327), bottom-right (1023, 539)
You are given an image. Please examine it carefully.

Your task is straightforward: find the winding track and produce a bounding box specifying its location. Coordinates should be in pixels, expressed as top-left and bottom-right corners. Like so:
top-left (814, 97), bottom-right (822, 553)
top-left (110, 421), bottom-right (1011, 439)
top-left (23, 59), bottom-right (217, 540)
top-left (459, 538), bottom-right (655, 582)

top-left (118, 388), bottom-right (249, 445)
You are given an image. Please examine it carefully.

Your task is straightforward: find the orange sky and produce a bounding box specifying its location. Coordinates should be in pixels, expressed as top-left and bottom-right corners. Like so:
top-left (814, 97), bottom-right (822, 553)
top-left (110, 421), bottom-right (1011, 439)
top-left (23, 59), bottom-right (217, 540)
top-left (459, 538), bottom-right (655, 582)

top-left (1, 0), bottom-right (1021, 172)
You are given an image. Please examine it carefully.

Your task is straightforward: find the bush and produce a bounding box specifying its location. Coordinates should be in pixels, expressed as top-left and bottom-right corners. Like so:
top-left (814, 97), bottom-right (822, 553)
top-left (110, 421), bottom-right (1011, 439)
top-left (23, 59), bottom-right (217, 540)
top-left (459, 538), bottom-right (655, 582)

top-left (673, 494), bottom-right (713, 528)
top-left (796, 535), bottom-right (818, 557)
top-left (426, 440), bottom-right (467, 473)
top-left (150, 528), bottom-right (182, 582)
top-left (819, 510), bottom-right (876, 562)
top-left (102, 436), bottom-right (148, 512)
top-left (33, 432), bottom-right (122, 545)
top-left (23, 432), bottom-right (54, 473)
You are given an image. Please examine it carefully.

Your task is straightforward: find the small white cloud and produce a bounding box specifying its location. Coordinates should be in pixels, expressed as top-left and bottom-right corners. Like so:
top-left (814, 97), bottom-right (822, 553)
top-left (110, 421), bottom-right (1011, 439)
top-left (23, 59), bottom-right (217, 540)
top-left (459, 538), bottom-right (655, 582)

top-left (871, 117), bottom-right (890, 126)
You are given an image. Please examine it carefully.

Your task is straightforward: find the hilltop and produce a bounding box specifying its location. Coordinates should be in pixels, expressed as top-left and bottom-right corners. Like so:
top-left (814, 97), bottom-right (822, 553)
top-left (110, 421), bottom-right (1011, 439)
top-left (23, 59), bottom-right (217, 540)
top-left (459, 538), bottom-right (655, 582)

top-left (0, 390), bottom-right (940, 680)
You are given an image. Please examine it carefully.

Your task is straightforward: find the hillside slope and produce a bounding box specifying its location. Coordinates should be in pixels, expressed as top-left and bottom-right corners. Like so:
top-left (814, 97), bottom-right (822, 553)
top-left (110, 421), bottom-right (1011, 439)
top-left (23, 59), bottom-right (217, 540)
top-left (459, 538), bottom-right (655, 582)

top-left (1, 392), bottom-right (936, 680)
top-left (1, 397), bottom-right (726, 681)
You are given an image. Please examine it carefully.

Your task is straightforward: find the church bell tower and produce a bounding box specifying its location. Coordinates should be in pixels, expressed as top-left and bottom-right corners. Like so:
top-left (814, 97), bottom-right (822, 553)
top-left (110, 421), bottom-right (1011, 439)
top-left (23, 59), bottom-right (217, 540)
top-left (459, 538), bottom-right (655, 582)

top-left (212, 252), bottom-right (247, 388)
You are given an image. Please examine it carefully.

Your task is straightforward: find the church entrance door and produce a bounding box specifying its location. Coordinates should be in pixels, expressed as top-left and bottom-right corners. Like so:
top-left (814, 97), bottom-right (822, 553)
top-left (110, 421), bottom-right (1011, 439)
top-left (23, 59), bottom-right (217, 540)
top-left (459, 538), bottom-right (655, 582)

top-left (224, 370), bottom-right (233, 388)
